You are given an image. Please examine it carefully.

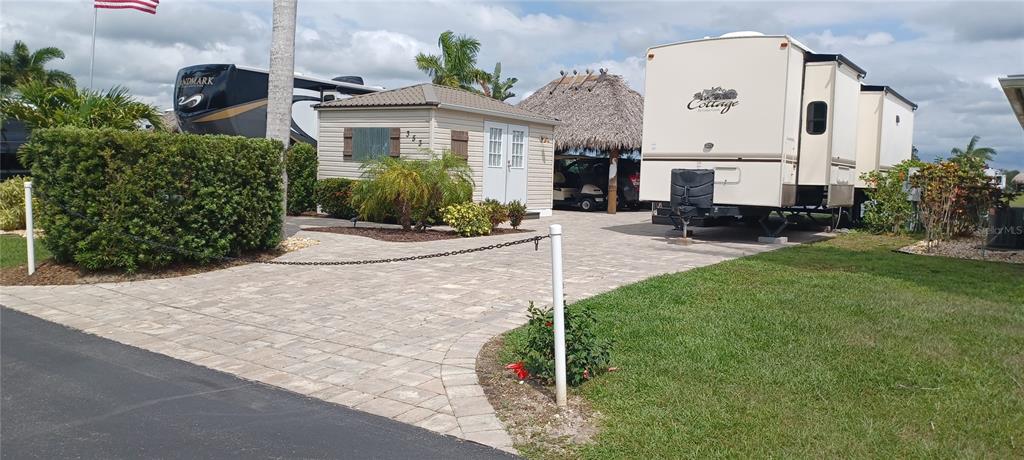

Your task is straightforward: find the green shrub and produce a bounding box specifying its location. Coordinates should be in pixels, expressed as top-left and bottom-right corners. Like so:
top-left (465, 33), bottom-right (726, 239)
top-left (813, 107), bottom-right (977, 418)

top-left (481, 198), bottom-right (509, 228)
top-left (860, 159), bottom-right (923, 234)
top-left (20, 127), bottom-right (283, 271)
top-left (521, 301), bottom-right (611, 387)
top-left (285, 142), bottom-right (317, 215)
top-left (0, 176), bottom-right (28, 231)
top-left (315, 178), bottom-right (358, 219)
top-left (506, 200), bottom-right (527, 229)
top-left (912, 155), bottom-right (1004, 241)
top-left (442, 202), bottom-right (492, 237)
top-left (352, 151), bottom-right (472, 231)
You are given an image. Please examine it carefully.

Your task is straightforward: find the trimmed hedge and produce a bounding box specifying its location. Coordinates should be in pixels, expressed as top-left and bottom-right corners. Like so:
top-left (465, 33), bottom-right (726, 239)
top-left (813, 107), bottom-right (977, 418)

top-left (285, 142), bottom-right (317, 215)
top-left (20, 128), bottom-right (283, 271)
top-left (314, 178), bottom-right (357, 219)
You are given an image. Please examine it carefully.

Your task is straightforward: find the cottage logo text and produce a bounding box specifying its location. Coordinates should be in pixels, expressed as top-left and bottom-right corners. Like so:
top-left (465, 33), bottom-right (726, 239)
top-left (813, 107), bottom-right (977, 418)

top-left (179, 76), bottom-right (215, 87)
top-left (688, 87), bottom-right (740, 114)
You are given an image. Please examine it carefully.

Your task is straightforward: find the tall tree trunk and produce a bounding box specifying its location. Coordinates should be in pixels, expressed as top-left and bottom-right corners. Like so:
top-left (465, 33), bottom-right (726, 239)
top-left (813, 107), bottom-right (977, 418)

top-left (267, 0), bottom-right (298, 228)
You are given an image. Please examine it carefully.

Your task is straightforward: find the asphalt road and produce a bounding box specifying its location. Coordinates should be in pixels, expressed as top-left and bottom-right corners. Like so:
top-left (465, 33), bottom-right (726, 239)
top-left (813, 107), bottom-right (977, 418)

top-left (0, 307), bottom-right (516, 459)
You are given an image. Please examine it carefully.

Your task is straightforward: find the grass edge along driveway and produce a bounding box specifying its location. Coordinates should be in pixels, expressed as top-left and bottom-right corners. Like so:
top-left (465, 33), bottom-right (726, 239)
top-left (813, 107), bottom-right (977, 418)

top-left (503, 233), bottom-right (1024, 458)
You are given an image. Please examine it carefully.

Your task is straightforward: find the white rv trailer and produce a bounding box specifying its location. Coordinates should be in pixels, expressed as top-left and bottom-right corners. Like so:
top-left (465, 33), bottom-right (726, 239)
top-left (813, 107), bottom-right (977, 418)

top-left (640, 32), bottom-right (913, 232)
top-left (853, 85), bottom-right (918, 189)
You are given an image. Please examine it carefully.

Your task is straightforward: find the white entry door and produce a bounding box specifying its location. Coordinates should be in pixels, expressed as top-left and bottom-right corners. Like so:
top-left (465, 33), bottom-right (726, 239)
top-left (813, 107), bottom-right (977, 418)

top-left (482, 122), bottom-right (529, 204)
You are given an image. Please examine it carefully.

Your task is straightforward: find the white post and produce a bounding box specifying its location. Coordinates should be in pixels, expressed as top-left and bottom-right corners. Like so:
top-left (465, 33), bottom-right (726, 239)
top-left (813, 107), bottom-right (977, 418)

top-left (24, 181), bottom-right (35, 275)
top-left (549, 224), bottom-right (567, 407)
top-left (89, 8), bottom-right (97, 90)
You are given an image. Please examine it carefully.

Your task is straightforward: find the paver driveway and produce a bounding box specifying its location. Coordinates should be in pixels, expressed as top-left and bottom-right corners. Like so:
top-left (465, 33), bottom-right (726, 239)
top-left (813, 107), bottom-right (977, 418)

top-left (1, 211), bottom-right (819, 451)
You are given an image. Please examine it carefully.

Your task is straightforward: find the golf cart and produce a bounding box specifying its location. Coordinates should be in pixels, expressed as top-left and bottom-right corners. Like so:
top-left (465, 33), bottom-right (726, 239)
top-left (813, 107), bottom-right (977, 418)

top-left (553, 156), bottom-right (641, 211)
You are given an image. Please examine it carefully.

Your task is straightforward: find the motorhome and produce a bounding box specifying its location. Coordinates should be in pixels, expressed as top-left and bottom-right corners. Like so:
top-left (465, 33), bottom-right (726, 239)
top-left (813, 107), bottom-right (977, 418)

top-left (640, 32), bottom-right (915, 233)
top-left (173, 64), bottom-right (381, 145)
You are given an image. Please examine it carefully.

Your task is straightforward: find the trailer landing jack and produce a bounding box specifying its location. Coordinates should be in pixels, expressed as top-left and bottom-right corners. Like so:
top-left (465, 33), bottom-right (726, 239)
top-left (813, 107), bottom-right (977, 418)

top-left (757, 210), bottom-right (790, 244)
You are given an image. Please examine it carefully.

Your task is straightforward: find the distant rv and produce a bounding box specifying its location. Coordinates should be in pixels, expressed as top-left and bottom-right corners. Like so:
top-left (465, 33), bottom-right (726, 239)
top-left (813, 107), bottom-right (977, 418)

top-left (173, 64), bottom-right (381, 146)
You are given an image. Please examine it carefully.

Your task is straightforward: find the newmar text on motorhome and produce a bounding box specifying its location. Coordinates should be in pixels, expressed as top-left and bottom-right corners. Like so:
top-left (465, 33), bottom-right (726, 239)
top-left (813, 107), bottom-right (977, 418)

top-left (640, 32), bottom-right (916, 236)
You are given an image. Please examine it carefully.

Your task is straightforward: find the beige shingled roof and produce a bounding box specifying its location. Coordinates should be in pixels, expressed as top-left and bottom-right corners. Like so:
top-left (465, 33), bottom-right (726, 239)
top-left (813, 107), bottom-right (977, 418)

top-left (316, 83), bottom-right (558, 124)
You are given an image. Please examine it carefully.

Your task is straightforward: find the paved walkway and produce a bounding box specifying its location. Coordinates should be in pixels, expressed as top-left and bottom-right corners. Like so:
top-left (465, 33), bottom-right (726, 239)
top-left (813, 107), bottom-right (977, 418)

top-left (1, 211), bottom-right (820, 452)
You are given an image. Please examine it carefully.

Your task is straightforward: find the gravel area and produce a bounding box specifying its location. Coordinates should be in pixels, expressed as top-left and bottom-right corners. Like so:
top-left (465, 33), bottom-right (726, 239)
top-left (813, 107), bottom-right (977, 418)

top-left (899, 238), bottom-right (1023, 264)
top-left (476, 334), bottom-right (599, 458)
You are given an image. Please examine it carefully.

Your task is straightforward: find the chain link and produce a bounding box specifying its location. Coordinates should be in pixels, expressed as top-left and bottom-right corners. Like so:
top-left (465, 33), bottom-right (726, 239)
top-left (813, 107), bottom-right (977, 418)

top-left (258, 234), bottom-right (550, 266)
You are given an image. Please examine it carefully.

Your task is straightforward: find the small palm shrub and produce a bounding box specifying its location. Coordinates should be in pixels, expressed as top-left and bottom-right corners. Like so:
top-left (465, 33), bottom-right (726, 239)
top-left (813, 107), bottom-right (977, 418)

top-left (442, 202), bottom-right (492, 236)
top-left (521, 301), bottom-right (611, 387)
top-left (314, 178), bottom-right (357, 219)
top-left (0, 176), bottom-right (28, 231)
top-left (352, 152), bottom-right (472, 231)
top-left (506, 200), bottom-right (527, 229)
top-left (481, 198), bottom-right (508, 228)
top-left (352, 157), bottom-right (428, 231)
top-left (285, 142), bottom-right (318, 215)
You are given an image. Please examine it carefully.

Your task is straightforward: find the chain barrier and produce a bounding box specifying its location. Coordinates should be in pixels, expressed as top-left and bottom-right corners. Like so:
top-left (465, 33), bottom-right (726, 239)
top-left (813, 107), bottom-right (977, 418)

top-left (27, 185), bottom-right (549, 267)
top-left (260, 234), bottom-right (549, 266)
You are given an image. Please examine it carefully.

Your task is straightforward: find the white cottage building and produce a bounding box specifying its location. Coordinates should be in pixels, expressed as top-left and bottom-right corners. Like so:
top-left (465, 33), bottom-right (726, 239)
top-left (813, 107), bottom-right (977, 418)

top-left (315, 83), bottom-right (559, 216)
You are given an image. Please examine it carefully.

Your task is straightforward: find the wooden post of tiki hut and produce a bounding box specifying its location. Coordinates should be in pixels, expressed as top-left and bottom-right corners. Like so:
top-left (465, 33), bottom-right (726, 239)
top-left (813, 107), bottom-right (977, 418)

top-left (607, 148), bottom-right (619, 213)
top-left (518, 68), bottom-right (644, 215)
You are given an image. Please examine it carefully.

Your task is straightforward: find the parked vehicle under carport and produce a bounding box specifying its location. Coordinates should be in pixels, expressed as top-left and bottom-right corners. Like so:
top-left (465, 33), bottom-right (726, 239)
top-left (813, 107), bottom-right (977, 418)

top-left (553, 156), bottom-right (642, 211)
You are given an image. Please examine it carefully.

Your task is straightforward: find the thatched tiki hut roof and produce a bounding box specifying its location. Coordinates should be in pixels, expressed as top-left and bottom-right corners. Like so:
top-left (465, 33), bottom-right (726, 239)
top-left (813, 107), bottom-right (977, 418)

top-left (518, 69), bottom-right (643, 153)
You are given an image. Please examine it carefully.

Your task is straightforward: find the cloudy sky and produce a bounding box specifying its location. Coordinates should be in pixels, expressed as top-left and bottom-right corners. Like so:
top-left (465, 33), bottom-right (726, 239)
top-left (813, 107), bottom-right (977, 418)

top-left (2, 0), bottom-right (1022, 170)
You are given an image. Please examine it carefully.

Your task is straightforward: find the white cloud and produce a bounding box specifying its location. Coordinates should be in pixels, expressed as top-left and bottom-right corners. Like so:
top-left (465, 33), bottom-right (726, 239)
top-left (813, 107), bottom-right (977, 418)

top-left (804, 30), bottom-right (895, 49)
top-left (0, 0), bottom-right (1020, 169)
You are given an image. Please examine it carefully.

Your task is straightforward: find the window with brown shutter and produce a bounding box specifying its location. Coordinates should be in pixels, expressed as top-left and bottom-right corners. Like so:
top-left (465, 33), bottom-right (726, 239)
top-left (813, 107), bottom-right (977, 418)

top-left (343, 127), bottom-right (353, 158)
top-left (450, 130), bottom-right (469, 159)
top-left (389, 128), bottom-right (401, 157)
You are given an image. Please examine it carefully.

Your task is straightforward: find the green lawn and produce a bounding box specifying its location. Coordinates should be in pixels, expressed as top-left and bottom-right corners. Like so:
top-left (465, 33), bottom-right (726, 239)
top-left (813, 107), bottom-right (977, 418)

top-left (1011, 193), bottom-right (1024, 207)
top-left (0, 234), bottom-right (51, 269)
top-left (503, 233), bottom-right (1024, 458)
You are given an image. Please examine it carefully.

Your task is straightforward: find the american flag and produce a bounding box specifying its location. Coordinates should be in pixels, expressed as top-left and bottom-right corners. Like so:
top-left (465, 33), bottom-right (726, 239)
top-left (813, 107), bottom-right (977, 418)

top-left (94, 0), bottom-right (159, 15)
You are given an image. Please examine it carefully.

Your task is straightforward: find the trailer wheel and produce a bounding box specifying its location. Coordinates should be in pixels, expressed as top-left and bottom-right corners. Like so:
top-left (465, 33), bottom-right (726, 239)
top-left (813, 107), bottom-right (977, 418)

top-left (579, 198), bottom-right (597, 212)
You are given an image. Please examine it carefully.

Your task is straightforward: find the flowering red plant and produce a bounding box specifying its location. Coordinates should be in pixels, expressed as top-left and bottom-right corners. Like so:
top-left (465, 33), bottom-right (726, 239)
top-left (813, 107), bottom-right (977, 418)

top-left (505, 361), bottom-right (528, 380)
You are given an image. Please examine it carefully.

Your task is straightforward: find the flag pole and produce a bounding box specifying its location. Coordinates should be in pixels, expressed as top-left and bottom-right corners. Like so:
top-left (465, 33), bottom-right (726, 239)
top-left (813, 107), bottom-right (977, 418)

top-left (89, 7), bottom-right (97, 89)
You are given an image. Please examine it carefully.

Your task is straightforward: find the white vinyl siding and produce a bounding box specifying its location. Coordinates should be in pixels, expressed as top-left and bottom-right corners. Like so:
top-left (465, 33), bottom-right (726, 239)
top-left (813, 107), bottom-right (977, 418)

top-left (433, 108), bottom-right (554, 212)
top-left (317, 106), bottom-right (554, 213)
top-left (316, 108), bottom-right (432, 180)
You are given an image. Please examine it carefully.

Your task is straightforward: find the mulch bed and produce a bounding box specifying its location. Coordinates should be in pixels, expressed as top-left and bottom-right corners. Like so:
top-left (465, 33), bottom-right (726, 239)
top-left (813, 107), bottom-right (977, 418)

top-left (303, 226), bottom-right (530, 242)
top-left (0, 249), bottom-right (285, 286)
top-left (899, 238), bottom-right (1023, 264)
top-left (476, 334), bottom-right (599, 458)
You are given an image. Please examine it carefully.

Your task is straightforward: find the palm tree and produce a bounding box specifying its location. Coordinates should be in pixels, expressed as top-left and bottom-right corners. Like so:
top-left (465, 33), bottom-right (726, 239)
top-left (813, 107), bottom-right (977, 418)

top-left (0, 41), bottom-right (75, 96)
top-left (0, 80), bottom-right (162, 131)
top-left (950, 135), bottom-right (997, 164)
top-left (486, 62), bottom-right (517, 101)
top-left (266, 0), bottom-right (298, 221)
top-left (415, 31), bottom-right (481, 91)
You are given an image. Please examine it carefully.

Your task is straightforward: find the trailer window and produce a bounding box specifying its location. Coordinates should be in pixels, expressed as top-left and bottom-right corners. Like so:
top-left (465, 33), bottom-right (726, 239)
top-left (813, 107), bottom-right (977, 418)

top-left (352, 127), bottom-right (391, 161)
top-left (806, 101), bottom-right (828, 135)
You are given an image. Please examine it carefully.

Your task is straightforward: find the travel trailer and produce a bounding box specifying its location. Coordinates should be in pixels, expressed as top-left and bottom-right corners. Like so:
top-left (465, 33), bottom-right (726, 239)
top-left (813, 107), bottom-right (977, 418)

top-left (640, 32), bottom-right (915, 233)
top-left (173, 64), bottom-right (381, 145)
top-left (853, 85), bottom-right (917, 190)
